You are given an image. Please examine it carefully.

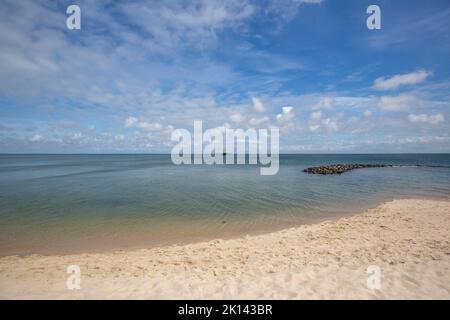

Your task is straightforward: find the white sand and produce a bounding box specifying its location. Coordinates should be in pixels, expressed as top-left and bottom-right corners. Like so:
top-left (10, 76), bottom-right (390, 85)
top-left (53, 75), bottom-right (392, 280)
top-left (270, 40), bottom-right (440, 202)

top-left (0, 198), bottom-right (449, 299)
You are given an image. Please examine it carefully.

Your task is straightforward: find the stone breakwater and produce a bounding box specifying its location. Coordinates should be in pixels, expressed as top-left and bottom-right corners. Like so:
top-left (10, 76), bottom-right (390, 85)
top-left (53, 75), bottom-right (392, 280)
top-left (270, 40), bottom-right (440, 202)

top-left (303, 164), bottom-right (391, 175)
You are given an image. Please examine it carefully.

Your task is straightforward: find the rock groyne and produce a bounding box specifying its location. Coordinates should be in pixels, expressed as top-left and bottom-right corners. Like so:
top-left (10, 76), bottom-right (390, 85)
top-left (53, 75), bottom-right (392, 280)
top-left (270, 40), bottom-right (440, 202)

top-left (303, 164), bottom-right (391, 175)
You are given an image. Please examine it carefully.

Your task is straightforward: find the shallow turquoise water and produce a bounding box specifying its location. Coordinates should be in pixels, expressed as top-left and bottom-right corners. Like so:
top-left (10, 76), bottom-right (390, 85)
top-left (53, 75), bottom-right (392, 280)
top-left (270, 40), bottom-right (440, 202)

top-left (0, 154), bottom-right (449, 255)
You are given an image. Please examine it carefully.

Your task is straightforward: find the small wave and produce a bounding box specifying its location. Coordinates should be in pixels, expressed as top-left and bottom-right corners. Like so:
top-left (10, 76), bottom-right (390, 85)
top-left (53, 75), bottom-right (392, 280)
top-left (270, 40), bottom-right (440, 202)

top-left (392, 165), bottom-right (418, 168)
top-left (393, 165), bottom-right (450, 169)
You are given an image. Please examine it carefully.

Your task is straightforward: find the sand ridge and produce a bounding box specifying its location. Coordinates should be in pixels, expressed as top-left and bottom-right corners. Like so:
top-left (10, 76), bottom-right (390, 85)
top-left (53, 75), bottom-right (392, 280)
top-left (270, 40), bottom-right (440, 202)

top-left (0, 199), bottom-right (449, 299)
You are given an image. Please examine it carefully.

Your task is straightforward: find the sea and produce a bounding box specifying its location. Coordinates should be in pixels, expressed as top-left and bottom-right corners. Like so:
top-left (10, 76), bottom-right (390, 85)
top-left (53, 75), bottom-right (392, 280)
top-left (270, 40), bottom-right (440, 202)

top-left (1, 154), bottom-right (449, 256)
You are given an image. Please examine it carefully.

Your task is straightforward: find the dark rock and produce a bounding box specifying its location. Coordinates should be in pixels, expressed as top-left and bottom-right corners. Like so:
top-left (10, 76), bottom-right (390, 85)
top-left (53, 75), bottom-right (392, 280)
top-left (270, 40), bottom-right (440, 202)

top-left (303, 164), bottom-right (391, 175)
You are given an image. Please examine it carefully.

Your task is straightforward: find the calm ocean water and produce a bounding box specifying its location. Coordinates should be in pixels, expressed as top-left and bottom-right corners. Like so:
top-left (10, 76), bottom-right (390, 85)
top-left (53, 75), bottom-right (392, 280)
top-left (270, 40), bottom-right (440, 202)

top-left (1, 154), bottom-right (450, 256)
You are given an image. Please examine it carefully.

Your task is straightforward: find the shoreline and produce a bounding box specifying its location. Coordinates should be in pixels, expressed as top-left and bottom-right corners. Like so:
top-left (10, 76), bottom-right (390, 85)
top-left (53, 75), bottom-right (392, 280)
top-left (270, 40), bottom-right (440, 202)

top-left (1, 194), bottom-right (445, 258)
top-left (1, 198), bottom-right (449, 299)
top-left (0, 209), bottom-right (360, 258)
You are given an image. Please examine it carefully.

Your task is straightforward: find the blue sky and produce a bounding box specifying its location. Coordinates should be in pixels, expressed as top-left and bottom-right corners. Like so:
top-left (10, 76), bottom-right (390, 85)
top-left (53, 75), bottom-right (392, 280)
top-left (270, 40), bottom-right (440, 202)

top-left (0, 0), bottom-right (449, 153)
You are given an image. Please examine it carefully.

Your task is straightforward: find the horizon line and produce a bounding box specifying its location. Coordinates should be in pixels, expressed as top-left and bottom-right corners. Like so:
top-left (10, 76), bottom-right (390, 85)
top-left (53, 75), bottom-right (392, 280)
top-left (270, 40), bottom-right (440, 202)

top-left (1, 152), bottom-right (450, 155)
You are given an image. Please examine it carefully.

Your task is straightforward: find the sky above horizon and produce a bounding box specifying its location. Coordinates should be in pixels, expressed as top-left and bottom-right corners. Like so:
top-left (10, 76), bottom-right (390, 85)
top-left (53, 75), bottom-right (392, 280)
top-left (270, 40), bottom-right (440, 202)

top-left (0, 0), bottom-right (449, 153)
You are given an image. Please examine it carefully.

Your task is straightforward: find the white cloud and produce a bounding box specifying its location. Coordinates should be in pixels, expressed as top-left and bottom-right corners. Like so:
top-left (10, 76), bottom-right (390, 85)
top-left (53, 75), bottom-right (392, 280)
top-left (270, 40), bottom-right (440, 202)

top-left (366, 9), bottom-right (450, 50)
top-left (139, 122), bottom-right (163, 131)
top-left (230, 112), bottom-right (245, 123)
top-left (276, 106), bottom-right (295, 122)
top-left (310, 111), bottom-right (322, 120)
top-left (251, 97), bottom-right (265, 112)
top-left (378, 94), bottom-right (416, 111)
top-left (114, 135), bottom-right (125, 142)
top-left (121, 0), bottom-right (255, 50)
top-left (307, 111), bottom-right (338, 133)
top-left (29, 134), bottom-right (43, 142)
top-left (71, 132), bottom-right (83, 140)
top-left (393, 136), bottom-right (450, 144)
top-left (373, 69), bottom-right (432, 90)
top-left (125, 117), bottom-right (138, 128)
top-left (124, 117), bottom-right (164, 131)
top-left (344, 71), bottom-right (362, 82)
top-left (322, 118), bottom-right (339, 132)
top-left (408, 113), bottom-right (444, 125)
top-left (249, 116), bottom-right (269, 126)
top-left (312, 97), bottom-right (333, 110)
top-left (263, 0), bottom-right (324, 30)
top-left (364, 110), bottom-right (372, 117)
top-left (308, 124), bottom-right (320, 132)
top-left (308, 111), bottom-right (322, 132)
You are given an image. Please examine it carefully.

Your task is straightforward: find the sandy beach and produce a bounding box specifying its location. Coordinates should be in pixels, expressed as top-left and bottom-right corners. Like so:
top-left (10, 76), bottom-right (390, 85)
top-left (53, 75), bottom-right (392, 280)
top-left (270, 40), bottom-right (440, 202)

top-left (0, 198), bottom-right (449, 299)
